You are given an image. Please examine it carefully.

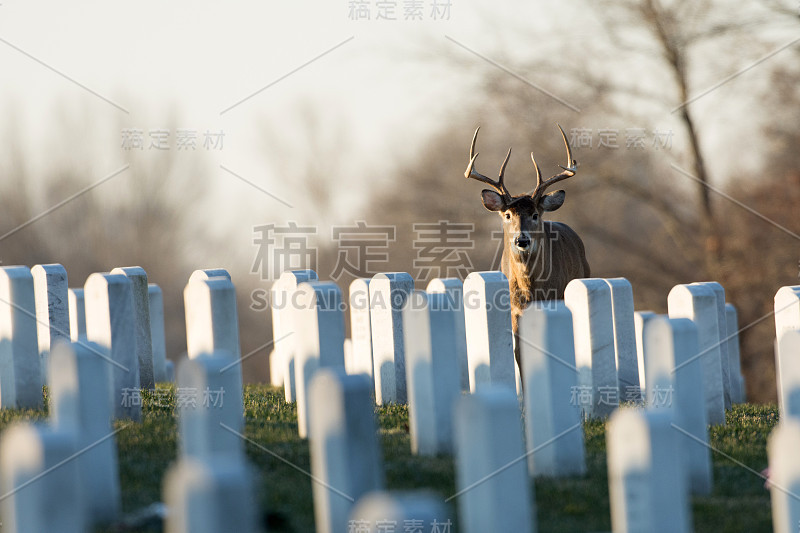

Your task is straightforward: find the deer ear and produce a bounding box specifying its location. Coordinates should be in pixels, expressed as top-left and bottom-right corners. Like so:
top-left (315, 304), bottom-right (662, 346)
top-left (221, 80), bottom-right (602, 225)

top-left (539, 190), bottom-right (565, 212)
top-left (481, 190), bottom-right (506, 212)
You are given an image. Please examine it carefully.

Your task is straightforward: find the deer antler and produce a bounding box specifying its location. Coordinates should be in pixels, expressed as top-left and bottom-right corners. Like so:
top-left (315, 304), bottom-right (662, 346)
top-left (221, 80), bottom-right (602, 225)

top-left (530, 124), bottom-right (578, 201)
top-left (464, 127), bottom-right (513, 202)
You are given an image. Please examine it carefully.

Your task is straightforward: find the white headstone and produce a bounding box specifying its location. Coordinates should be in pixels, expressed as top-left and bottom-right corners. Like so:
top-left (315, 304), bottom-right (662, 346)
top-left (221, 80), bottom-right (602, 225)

top-left (188, 268), bottom-right (231, 283)
top-left (775, 286), bottom-right (800, 411)
top-left (349, 492), bottom-right (451, 533)
top-left (349, 278), bottom-right (375, 382)
top-left (148, 284), bottom-right (168, 383)
top-left (48, 340), bottom-right (121, 522)
top-left (519, 301), bottom-right (586, 477)
top-left (268, 349), bottom-right (281, 387)
top-left (183, 276), bottom-right (241, 387)
top-left (774, 285), bottom-right (800, 336)
top-left (177, 350), bottom-right (245, 460)
top-left (343, 338), bottom-right (355, 375)
top-left (369, 272), bottom-right (413, 404)
top-left (633, 311), bottom-right (657, 399)
top-left (463, 271), bottom-right (516, 393)
top-left (667, 283), bottom-right (726, 425)
top-left (166, 359), bottom-right (175, 382)
top-left (163, 456), bottom-right (257, 533)
top-left (0, 423), bottom-right (86, 533)
top-left (605, 278), bottom-right (641, 402)
top-left (111, 267), bottom-right (155, 389)
top-left (309, 369), bottom-right (384, 533)
top-left (401, 291), bottom-right (461, 455)
top-left (32, 263), bottom-right (69, 387)
top-left (426, 278), bottom-right (469, 391)
top-left (68, 288), bottom-right (87, 341)
top-left (778, 330), bottom-right (800, 421)
top-left (692, 282), bottom-right (732, 409)
top-left (271, 270), bottom-right (318, 400)
top-left (607, 409), bottom-right (692, 533)
top-left (643, 316), bottom-right (712, 494)
top-left (564, 278), bottom-right (618, 418)
top-left (767, 419), bottom-right (800, 533)
top-left (0, 266), bottom-right (43, 408)
top-left (454, 387), bottom-right (534, 533)
top-left (84, 272), bottom-right (141, 421)
top-left (725, 303), bottom-right (745, 404)
top-left (294, 281), bottom-right (347, 438)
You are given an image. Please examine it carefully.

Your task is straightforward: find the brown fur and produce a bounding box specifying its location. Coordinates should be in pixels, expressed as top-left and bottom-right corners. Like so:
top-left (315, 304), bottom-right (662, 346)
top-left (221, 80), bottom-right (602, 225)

top-left (485, 194), bottom-right (590, 375)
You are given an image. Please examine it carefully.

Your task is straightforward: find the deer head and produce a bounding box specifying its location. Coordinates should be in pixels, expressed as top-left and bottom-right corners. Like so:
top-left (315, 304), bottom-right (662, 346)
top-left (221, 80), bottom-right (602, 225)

top-left (465, 125), bottom-right (577, 260)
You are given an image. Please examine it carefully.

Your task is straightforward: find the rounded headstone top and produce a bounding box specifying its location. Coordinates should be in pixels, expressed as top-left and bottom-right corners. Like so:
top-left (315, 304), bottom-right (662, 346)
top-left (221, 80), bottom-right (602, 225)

top-left (371, 272), bottom-right (414, 283)
top-left (426, 277), bottom-right (463, 293)
top-left (189, 269), bottom-right (232, 284)
top-left (111, 266), bottom-right (147, 279)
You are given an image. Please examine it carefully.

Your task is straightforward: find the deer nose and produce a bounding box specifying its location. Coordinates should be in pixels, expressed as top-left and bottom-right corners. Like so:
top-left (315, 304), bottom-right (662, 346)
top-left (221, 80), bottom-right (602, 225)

top-left (514, 234), bottom-right (531, 250)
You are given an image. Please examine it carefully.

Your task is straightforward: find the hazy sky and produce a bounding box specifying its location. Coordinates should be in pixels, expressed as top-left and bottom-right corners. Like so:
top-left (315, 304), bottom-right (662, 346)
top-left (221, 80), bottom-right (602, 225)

top-left (1, 0), bottom-right (793, 267)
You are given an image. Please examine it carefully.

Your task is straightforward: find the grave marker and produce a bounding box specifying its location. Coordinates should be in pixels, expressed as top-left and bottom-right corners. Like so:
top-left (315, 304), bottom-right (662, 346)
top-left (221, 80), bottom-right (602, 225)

top-left (294, 281), bottom-right (346, 438)
top-left (725, 303), bottom-right (745, 404)
top-left (607, 409), bottom-right (692, 533)
top-left (369, 272), bottom-right (413, 404)
top-left (188, 268), bottom-right (231, 283)
top-left (692, 282), bottom-right (732, 408)
top-left (183, 276), bottom-right (241, 388)
top-left (564, 278), bottom-right (618, 417)
top-left (454, 387), bottom-right (534, 533)
top-left (0, 423), bottom-right (86, 533)
top-left (767, 419), bottom-right (800, 533)
top-left (778, 330), bottom-right (800, 421)
top-left (643, 316), bottom-right (712, 494)
top-left (349, 278), bottom-right (374, 382)
top-left (426, 277), bottom-right (469, 391)
top-left (349, 492), bottom-right (451, 533)
top-left (633, 311), bottom-right (657, 398)
top-left (519, 301), bottom-right (586, 477)
top-left (84, 272), bottom-right (141, 421)
top-left (163, 457), bottom-right (257, 533)
top-left (775, 286), bottom-right (800, 411)
top-left (111, 267), bottom-right (155, 389)
top-left (148, 283), bottom-right (168, 382)
top-left (0, 266), bottom-right (43, 408)
top-left (309, 369), bottom-right (384, 533)
top-left (605, 278), bottom-right (641, 402)
top-left (463, 271), bottom-right (516, 393)
top-left (177, 350), bottom-right (245, 460)
top-left (402, 291), bottom-right (461, 455)
top-left (271, 270), bottom-right (318, 400)
top-left (32, 263), bottom-right (69, 387)
top-left (667, 283), bottom-right (726, 425)
top-left (68, 288), bottom-right (86, 341)
top-left (48, 340), bottom-right (121, 522)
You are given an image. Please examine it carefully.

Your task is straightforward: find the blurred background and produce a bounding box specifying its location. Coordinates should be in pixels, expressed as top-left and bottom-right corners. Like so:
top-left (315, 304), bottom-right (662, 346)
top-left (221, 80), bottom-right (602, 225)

top-left (0, 0), bottom-right (798, 402)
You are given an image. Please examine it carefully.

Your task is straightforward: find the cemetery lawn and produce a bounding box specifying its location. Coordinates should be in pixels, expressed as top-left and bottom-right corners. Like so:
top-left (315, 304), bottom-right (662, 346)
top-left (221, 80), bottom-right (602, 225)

top-left (0, 386), bottom-right (777, 533)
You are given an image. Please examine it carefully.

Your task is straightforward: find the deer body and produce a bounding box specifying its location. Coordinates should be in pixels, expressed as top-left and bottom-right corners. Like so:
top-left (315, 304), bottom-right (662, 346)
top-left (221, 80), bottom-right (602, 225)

top-left (501, 220), bottom-right (590, 335)
top-left (464, 125), bottom-right (590, 372)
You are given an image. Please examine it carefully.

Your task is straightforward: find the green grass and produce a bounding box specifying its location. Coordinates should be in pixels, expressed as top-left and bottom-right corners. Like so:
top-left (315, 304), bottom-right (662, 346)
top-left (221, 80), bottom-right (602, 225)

top-left (0, 386), bottom-right (779, 532)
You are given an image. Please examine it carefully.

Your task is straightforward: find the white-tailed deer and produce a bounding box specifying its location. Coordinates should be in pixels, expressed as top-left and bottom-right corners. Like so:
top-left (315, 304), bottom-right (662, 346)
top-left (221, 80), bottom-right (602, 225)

top-left (465, 125), bottom-right (590, 369)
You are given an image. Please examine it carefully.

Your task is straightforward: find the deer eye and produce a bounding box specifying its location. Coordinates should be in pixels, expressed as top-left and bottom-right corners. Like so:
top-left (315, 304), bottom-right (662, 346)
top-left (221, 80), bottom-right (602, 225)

top-left (504, 212), bottom-right (511, 220)
top-left (532, 213), bottom-right (539, 220)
